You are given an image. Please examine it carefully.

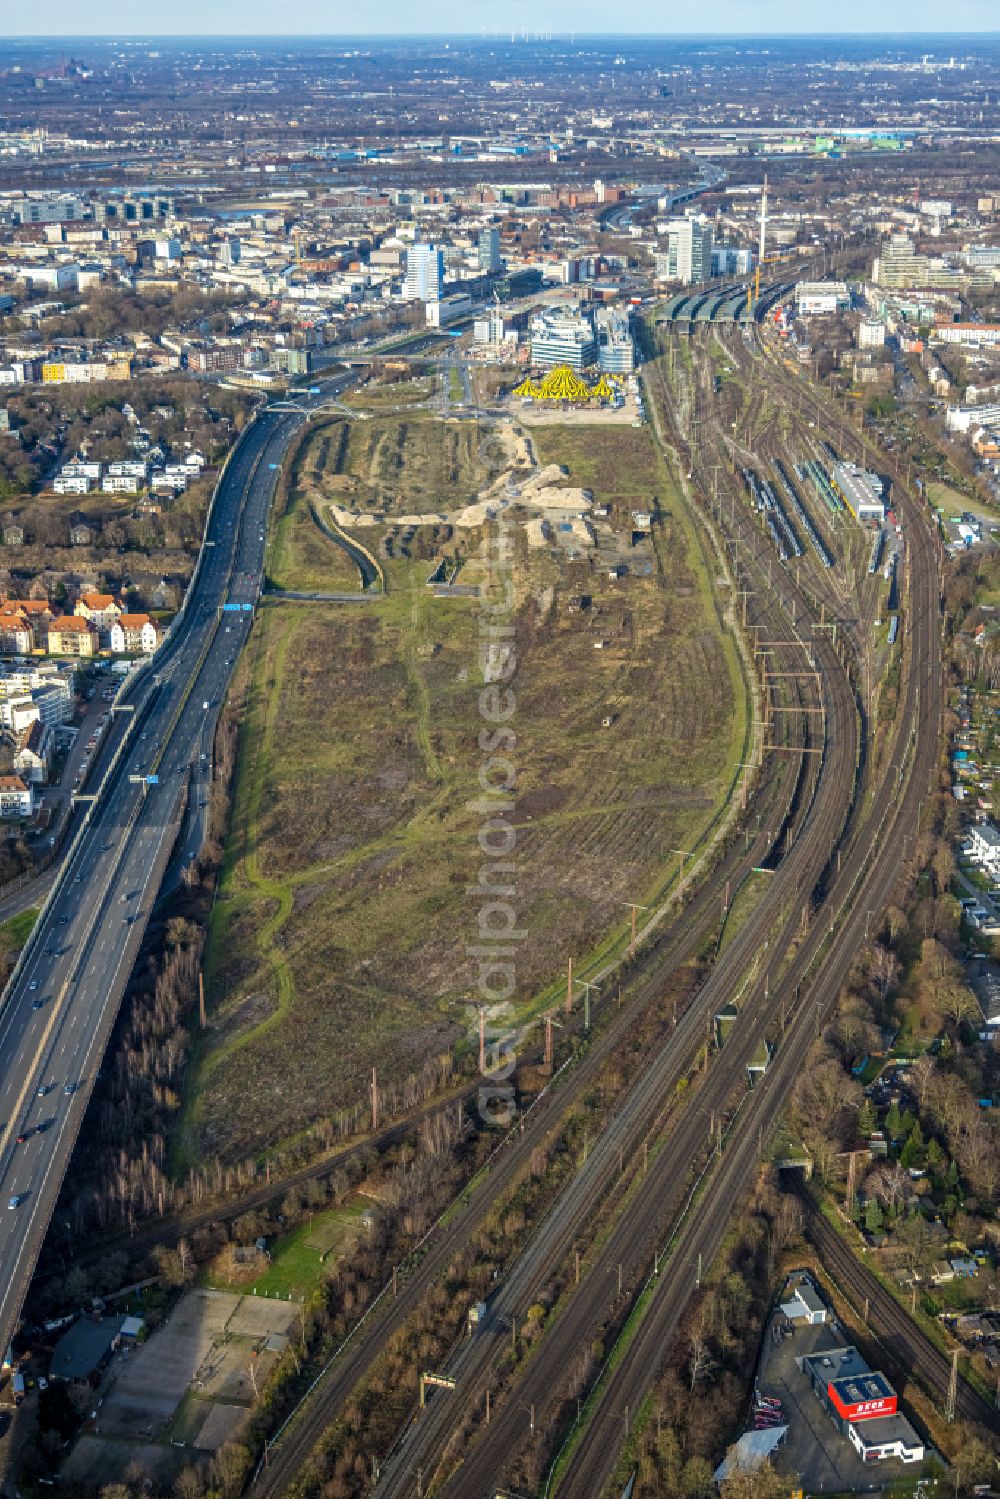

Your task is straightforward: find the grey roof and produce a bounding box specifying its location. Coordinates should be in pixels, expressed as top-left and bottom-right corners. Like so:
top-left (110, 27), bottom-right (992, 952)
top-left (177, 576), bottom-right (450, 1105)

top-left (714, 1427), bottom-right (787, 1480)
top-left (794, 1281), bottom-right (826, 1314)
top-left (50, 1316), bottom-right (124, 1381)
top-left (851, 1413), bottom-right (923, 1452)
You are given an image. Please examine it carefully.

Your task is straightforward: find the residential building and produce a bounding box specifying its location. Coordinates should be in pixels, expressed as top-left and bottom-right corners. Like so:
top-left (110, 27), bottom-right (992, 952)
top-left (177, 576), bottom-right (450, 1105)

top-left (53, 474), bottom-right (93, 496)
top-left (110, 614), bottom-right (162, 655)
top-left (102, 473), bottom-right (143, 495)
top-left (60, 461), bottom-right (102, 481)
top-left (968, 821), bottom-right (1000, 878)
top-left (0, 617), bottom-right (32, 655)
top-left (74, 593), bottom-right (121, 635)
top-left (47, 617), bottom-right (98, 657)
top-left (404, 242), bottom-right (445, 302)
top-left (0, 600), bottom-right (53, 648)
top-left (14, 719), bottom-right (52, 784)
top-left (858, 319), bottom-right (886, 350)
top-left (0, 776), bottom-right (31, 819)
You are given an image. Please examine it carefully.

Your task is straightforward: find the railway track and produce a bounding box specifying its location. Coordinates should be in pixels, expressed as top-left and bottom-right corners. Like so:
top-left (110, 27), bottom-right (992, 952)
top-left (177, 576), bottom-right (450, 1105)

top-left (250, 407), bottom-right (827, 1496)
top-left (395, 333), bottom-right (939, 1499)
top-left (255, 324), bottom-right (931, 1499)
top-left (249, 643), bottom-right (814, 1492)
top-left (40, 605), bottom-right (807, 1292)
top-left (537, 336), bottom-right (942, 1499)
top-left (792, 1177), bottom-right (1000, 1434)
top-left (367, 356), bottom-right (867, 1498)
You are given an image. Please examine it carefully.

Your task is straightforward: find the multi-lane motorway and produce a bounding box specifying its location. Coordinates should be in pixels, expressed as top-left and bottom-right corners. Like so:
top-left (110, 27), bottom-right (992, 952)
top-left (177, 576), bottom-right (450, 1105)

top-left (0, 372), bottom-right (353, 1362)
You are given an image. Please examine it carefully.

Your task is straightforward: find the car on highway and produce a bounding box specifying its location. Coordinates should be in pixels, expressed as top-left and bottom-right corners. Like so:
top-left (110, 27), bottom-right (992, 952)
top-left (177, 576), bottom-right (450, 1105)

top-left (64, 1083), bottom-right (77, 1096)
top-left (7, 1196), bottom-right (21, 1210)
top-left (15, 1132), bottom-right (28, 1144)
top-left (36, 1084), bottom-right (50, 1097)
top-left (35, 1120), bottom-right (52, 1134)
top-left (31, 999), bottom-right (43, 1012)
top-left (28, 980), bottom-right (38, 991)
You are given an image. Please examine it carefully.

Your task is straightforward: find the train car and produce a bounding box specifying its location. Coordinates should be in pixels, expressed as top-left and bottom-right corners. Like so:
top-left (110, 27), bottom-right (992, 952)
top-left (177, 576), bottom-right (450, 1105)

top-left (887, 616), bottom-right (899, 646)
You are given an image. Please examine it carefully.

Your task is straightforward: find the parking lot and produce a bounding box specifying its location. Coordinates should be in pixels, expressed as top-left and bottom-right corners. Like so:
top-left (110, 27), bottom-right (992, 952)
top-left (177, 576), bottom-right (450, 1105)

top-left (758, 1305), bottom-right (927, 1493)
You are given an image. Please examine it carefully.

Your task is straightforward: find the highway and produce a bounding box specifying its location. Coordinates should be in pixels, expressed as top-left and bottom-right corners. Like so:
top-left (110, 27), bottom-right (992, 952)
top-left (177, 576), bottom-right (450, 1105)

top-left (0, 369), bottom-right (355, 1364)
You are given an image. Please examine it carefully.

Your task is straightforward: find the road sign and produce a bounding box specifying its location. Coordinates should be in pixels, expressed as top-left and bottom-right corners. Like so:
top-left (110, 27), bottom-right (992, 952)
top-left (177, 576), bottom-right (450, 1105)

top-left (242, 603), bottom-right (253, 612)
top-left (146, 775), bottom-right (159, 786)
top-left (222, 602), bottom-right (242, 611)
top-left (308, 386), bottom-right (321, 394)
top-left (268, 462), bottom-right (280, 470)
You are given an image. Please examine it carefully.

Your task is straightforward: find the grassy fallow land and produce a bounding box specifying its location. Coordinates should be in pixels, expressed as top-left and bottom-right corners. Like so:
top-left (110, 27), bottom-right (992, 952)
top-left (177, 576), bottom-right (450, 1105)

top-left (181, 406), bottom-right (748, 1166)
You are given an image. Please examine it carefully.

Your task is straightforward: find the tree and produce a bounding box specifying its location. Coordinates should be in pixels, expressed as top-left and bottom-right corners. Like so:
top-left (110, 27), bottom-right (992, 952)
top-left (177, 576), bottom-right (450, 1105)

top-left (858, 1098), bottom-right (877, 1137)
top-left (173, 1468), bottom-right (205, 1499)
top-left (688, 1331), bottom-right (716, 1392)
top-left (209, 1443), bottom-right (250, 1499)
top-left (37, 1382), bottom-right (79, 1439)
top-left (955, 1430), bottom-right (998, 1490)
top-left (868, 1162), bottom-right (910, 1216)
top-left (869, 944), bottom-right (901, 1003)
top-left (938, 980), bottom-right (980, 1030)
top-left (681, 1456), bottom-right (716, 1498)
top-left (900, 1121), bottom-right (925, 1172)
top-left (153, 1243), bottom-right (194, 1289)
top-left (865, 1198), bottom-right (884, 1235)
top-left (719, 1457), bottom-right (791, 1498)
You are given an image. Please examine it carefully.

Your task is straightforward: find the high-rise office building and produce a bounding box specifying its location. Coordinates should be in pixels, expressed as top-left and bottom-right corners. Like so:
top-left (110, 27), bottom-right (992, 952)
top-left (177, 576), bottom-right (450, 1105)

top-left (663, 217), bottom-right (714, 286)
top-left (478, 226), bottom-right (501, 273)
top-left (529, 307), bottom-right (597, 370)
top-left (404, 243), bottom-right (445, 301)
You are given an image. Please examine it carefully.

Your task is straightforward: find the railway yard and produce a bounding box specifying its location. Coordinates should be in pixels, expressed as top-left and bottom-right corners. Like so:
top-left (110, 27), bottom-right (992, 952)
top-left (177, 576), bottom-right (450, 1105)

top-left (226, 317), bottom-right (948, 1499)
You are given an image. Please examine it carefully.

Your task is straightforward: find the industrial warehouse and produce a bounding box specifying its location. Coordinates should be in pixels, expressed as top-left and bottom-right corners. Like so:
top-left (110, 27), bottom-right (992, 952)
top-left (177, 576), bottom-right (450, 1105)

top-left (801, 1346), bottom-right (925, 1465)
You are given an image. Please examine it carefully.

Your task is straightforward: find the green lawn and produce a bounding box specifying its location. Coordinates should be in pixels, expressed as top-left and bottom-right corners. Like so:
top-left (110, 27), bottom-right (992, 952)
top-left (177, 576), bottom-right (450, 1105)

top-left (0, 908), bottom-right (38, 964)
top-left (202, 1201), bottom-right (366, 1300)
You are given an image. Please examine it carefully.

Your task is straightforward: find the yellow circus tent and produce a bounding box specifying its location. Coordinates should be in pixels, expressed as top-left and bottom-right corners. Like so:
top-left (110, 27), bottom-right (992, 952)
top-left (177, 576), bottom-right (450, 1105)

top-left (538, 365), bottom-right (593, 402)
top-left (513, 375), bottom-right (543, 398)
top-left (590, 375), bottom-right (615, 400)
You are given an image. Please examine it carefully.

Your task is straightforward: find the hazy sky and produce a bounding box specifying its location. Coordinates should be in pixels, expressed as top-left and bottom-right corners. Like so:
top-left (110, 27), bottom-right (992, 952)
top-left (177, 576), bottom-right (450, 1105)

top-left (7, 1), bottom-right (1000, 37)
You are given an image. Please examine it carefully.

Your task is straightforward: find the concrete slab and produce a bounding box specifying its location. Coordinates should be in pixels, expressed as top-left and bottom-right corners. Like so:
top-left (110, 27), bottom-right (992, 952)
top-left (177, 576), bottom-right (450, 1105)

top-left (193, 1402), bottom-right (250, 1452)
top-left (227, 1296), bottom-right (298, 1339)
top-left (99, 1290), bottom-right (239, 1437)
top-left (62, 1434), bottom-right (185, 1488)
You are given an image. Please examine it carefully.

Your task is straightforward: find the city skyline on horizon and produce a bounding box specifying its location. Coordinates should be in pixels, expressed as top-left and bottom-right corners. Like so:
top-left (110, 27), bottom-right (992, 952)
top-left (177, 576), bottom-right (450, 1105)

top-left (5, 2), bottom-right (1000, 41)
